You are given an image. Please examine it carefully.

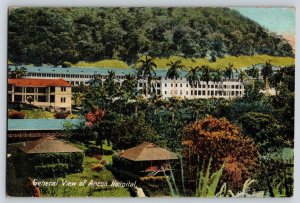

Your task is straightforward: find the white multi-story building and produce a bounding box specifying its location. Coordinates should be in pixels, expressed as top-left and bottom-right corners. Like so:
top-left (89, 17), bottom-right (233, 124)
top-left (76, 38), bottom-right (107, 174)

top-left (9, 66), bottom-right (244, 99)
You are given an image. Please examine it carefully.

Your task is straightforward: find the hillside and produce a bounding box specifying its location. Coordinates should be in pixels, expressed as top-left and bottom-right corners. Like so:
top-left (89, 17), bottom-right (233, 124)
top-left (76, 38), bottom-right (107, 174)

top-left (8, 8), bottom-right (294, 66)
top-left (71, 55), bottom-right (295, 69)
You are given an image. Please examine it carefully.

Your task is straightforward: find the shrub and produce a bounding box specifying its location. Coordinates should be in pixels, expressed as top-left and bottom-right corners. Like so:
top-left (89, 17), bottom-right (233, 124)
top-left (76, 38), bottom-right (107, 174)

top-left (8, 110), bottom-right (25, 119)
top-left (35, 163), bottom-right (68, 178)
top-left (85, 146), bottom-right (101, 156)
top-left (93, 154), bottom-right (102, 160)
top-left (100, 160), bottom-right (106, 165)
top-left (54, 111), bottom-right (70, 119)
top-left (91, 163), bottom-right (104, 172)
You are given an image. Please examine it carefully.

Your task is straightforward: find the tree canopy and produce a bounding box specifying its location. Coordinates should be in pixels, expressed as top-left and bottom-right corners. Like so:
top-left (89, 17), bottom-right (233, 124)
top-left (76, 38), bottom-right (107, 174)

top-left (8, 8), bottom-right (294, 66)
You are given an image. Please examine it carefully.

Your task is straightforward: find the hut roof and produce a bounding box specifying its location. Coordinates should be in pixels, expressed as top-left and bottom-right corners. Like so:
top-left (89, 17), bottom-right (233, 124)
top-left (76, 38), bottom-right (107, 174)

top-left (119, 142), bottom-right (178, 161)
top-left (19, 136), bottom-right (83, 154)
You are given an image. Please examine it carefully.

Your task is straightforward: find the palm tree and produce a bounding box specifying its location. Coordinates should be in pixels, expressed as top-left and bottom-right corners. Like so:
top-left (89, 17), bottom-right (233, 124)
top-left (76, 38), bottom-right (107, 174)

top-left (186, 66), bottom-right (201, 99)
top-left (166, 60), bottom-right (184, 97)
top-left (212, 69), bottom-right (224, 98)
top-left (261, 61), bottom-right (273, 95)
top-left (224, 63), bottom-right (235, 99)
top-left (9, 66), bottom-right (28, 78)
top-left (200, 65), bottom-right (212, 98)
top-left (135, 56), bottom-right (157, 98)
top-left (245, 65), bottom-right (259, 80)
top-left (245, 65), bottom-right (260, 93)
top-left (238, 70), bottom-right (247, 83)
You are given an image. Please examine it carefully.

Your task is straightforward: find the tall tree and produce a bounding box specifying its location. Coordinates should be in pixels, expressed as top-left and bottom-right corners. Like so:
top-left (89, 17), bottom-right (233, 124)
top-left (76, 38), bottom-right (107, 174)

top-left (166, 60), bottom-right (184, 97)
top-left (261, 61), bottom-right (273, 95)
top-left (224, 63), bottom-right (235, 99)
top-left (135, 56), bottom-right (157, 98)
top-left (212, 69), bottom-right (224, 98)
top-left (186, 66), bottom-right (201, 99)
top-left (200, 65), bottom-right (212, 98)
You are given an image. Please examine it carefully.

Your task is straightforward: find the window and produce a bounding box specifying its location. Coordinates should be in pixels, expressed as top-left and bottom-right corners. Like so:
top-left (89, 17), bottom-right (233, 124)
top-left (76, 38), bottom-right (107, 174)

top-left (165, 91), bottom-right (167, 94)
top-left (61, 97), bottom-right (66, 103)
top-left (8, 94), bottom-right (12, 102)
top-left (26, 87), bottom-right (34, 93)
top-left (186, 84), bottom-right (188, 87)
top-left (186, 91), bottom-right (188, 95)
top-left (232, 91), bottom-right (235, 96)
top-left (165, 84), bottom-right (167, 87)
top-left (180, 84), bottom-right (182, 87)
top-left (157, 83), bottom-right (160, 88)
top-left (8, 85), bottom-right (12, 91)
top-left (50, 86), bottom-right (55, 92)
top-left (215, 85), bottom-right (218, 88)
top-left (38, 95), bottom-right (47, 102)
top-left (14, 95), bottom-right (22, 102)
top-left (139, 83), bottom-right (143, 87)
top-left (61, 87), bottom-right (66, 92)
top-left (236, 91), bottom-right (239, 96)
top-left (202, 84), bottom-right (205, 88)
top-left (191, 90), bottom-right (193, 95)
top-left (176, 84), bottom-right (178, 87)
top-left (211, 91), bottom-right (214, 96)
top-left (50, 95), bottom-right (55, 102)
top-left (232, 85), bottom-right (235, 89)
top-left (157, 90), bottom-right (161, 94)
top-left (171, 84), bottom-right (173, 87)
top-left (180, 90), bottom-right (182, 95)
top-left (236, 85), bottom-right (239, 89)
top-left (208, 91), bottom-right (210, 95)
top-left (38, 87), bottom-right (47, 93)
top-left (202, 90), bottom-right (205, 95)
top-left (15, 87), bottom-right (23, 93)
top-left (194, 90), bottom-right (197, 95)
top-left (198, 90), bottom-right (201, 95)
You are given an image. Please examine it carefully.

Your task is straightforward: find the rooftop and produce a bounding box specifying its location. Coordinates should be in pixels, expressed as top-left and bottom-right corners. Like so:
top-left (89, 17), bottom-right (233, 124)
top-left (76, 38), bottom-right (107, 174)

top-left (9, 65), bottom-right (245, 79)
top-left (8, 119), bottom-right (85, 131)
top-left (8, 78), bottom-right (72, 87)
top-left (119, 142), bottom-right (178, 161)
top-left (19, 136), bottom-right (83, 154)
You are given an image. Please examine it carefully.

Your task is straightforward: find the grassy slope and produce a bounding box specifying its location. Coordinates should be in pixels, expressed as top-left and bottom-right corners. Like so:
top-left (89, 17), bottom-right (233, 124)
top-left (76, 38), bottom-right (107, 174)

top-left (72, 55), bottom-right (295, 69)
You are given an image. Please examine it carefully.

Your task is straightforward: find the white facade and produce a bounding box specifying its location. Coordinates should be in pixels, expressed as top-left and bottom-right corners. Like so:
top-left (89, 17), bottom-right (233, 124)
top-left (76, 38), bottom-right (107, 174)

top-left (20, 67), bottom-right (244, 100)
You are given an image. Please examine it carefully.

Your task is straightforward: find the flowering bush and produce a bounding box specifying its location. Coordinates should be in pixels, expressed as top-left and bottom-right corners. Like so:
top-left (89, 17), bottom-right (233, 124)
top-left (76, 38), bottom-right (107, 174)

top-left (100, 160), bottom-right (106, 165)
top-left (85, 108), bottom-right (105, 127)
top-left (91, 163), bottom-right (104, 172)
top-left (8, 110), bottom-right (25, 119)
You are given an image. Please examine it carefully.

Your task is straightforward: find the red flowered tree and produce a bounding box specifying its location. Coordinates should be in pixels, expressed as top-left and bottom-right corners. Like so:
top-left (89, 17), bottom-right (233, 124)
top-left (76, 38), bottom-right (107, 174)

top-left (182, 115), bottom-right (258, 191)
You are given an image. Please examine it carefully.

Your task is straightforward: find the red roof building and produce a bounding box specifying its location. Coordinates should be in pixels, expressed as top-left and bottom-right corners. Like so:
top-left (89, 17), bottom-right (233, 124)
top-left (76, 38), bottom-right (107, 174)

top-left (8, 78), bottom-right (72, 111)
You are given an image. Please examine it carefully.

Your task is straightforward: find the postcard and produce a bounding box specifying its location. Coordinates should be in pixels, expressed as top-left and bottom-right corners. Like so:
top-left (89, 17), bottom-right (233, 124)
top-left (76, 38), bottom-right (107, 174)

top-left (7, 7), bottom-right (295, 197)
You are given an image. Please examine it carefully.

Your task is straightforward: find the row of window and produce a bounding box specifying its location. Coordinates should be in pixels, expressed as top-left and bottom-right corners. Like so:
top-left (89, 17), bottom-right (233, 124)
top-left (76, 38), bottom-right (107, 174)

top-left (8, 94), bottom-right (67, 103)
top-left (29, 73), bottom-right (129, 80)
top-left (8, 86), bottom-right (67, 93)
top-left (164, 90), bottom-right (243, 96)
top-left (137, 82), bottom-right (243, 89)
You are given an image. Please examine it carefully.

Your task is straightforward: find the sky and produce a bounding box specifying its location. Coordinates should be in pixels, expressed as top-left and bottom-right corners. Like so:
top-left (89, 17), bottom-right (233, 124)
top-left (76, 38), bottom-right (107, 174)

top-left (233, 7), bottom-right (295, 35)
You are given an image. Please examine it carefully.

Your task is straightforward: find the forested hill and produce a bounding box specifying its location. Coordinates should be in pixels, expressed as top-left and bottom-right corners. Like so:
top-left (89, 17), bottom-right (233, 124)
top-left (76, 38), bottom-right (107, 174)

top-left (8, 7), bottom-right (294, 66)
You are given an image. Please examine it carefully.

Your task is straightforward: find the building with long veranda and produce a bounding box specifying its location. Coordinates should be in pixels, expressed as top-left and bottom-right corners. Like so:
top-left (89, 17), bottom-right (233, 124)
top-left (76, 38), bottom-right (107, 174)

top-left (9, 66), bottom-right (247, 99)
top-left (8, 78), bottom-right (72, 111)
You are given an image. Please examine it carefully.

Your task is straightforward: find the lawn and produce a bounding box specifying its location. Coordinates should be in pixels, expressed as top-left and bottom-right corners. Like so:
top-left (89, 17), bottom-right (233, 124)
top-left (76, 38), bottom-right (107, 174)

top-left (22, 109), bottom-right (54, 119)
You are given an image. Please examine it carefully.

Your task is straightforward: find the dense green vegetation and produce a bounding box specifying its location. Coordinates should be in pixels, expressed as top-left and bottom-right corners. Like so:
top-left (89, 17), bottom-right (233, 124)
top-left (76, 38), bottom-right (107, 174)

top-left (8, 8), bottom-right (293, 66)
top-left (68, 60), bottom-right (294, 196)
